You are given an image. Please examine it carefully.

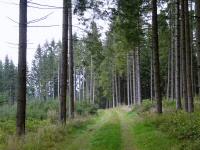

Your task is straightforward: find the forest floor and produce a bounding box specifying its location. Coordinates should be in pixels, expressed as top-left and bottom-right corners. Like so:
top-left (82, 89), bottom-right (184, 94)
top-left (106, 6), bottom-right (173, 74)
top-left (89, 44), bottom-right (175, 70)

top-left (57, 106), bottom-right (179, 150)
top-left (1, 100), bottom-right (199, 150)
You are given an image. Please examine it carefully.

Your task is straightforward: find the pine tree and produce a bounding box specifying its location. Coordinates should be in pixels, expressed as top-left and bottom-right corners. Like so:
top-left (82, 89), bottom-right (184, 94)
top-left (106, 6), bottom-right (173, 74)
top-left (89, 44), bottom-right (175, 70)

top-left (152, 0), bottom-right (162, 113)
top-left (196, 0), bottom-right (200, 95)
top-left (60, 0), bottom-right (69, 123)
top-left (16, 0), bottom-right (27, 136)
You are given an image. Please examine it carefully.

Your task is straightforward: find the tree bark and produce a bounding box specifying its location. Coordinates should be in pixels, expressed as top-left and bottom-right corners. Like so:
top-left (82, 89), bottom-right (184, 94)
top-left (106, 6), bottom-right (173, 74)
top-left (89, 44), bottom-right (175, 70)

top-left (127, 54), bottom-right (130, 106)
top-left (115, 71), bottom-right (119, 106)
top-left (136, 48), bottom-right (142, 105)
top-left (152, 0), bottom-right (162, 113)
top-left (185, 0), bottom-right (194, 112)
top-left (60, 0), bottom-right (68, 123)
top-left (92, 76), bottom-right (95, 103)
top-left (175, 0), bottom-right (182, 109)
top-left (151, 46), bottom-right (154, 101)
top-left (196, 0), bottom-right (200, 95)
top-left (181, 0), bottom-right (188, 111)
top-left (112, 71), bottom-right (115, 108)
top-left (90, 56), bottom-right (93, 103)
top-left (16, 0), bottom-right (27, 136)
top-left (167, 46), bottom-right (171, 100)
top-left (82, 69), bottom-right (85, 101)
top-left (132, 50), bottom-right (136, 104)
top-left (129, 58), bottom-right (133, 105)
top-left (117, 75), bottom-right (122, 105)
top-left (68, 0), bottom-right (74, 118)
top-left (78, 68), bottom-right (81, 102)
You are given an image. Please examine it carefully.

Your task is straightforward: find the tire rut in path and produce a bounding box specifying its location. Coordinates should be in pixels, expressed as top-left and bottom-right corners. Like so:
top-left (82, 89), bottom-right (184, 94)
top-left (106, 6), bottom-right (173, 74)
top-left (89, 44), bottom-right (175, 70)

top-left (117, 107), bottom-right (137, 150)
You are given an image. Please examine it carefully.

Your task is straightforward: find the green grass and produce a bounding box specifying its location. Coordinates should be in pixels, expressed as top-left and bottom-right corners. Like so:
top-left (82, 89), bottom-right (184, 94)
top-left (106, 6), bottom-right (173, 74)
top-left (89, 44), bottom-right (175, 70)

top-left (90, 110), bottom-right (121, 150)
top-left (131, 99), bottom-right (200, 150)
top-left (0, 99), bottom-right (98, 150)
top-left (3, 116), bottom-right (94, 150)
top-left (2, 99), bottom-right (200, 150)
top-left (132, 121), bottom-right (179, 150)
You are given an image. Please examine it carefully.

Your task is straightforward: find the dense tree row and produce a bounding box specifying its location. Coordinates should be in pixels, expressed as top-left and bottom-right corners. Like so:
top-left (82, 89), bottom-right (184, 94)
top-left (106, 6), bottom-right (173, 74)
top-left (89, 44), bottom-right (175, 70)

top-left (28, 41), bottom-right (60, 100)
top-left (0, 57), bottom-right (17, 105)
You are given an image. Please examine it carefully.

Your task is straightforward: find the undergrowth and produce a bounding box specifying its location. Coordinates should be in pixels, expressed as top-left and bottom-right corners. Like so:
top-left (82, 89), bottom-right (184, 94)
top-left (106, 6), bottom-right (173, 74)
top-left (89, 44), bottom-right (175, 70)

top-left (133, 99), bottom-right (200, 150)
top-left (0, 99), bottom-right (98, 149)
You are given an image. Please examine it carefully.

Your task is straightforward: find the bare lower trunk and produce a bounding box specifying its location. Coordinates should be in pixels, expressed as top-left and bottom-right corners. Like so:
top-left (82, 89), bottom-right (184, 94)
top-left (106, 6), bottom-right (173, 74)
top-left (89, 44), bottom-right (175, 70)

top-left (127, 54), bottom-right (130, 106)
top-left (118, 75), bottom-right (121, 105)
top-left (69, 0), bottom-right (74, 118)
top-left (59, 0), bottom-right (68, 123)
top-left (115, 71), bottom-right (119, 106)
top-left (167, 46), bottom-right (171, 100)
top-left (78, 69), bottom-right (81, 102)
top-left (90, 57), bottom-right (93, 103)
top-left (152, 0), bottom-right (162, 113)
top-left (136, 48), bottom-right (142, 105)
top-left (181, 0), bottom-right (188, 111)
top-left (151, 47), bottom-right (154, 101)
top-left (112, 70), bottom-right (115, 108)
top-left (16, 0), bottom-right (27, 136)
top-left (196, 0), bottom-right (200, 95)
top-left (82, 69), bottom-right (85, 101)
top-left (175, 0), bottom-right (182, 109)
top-left (132, 50), bottom-right (136, 104)
top-left (130, 60), bottom-right (133, 105)
top-left (92, 77), bottom-right (95, 103)
top-left (185, 0), bottom-right (194, 112)
top-left (171, 25), bottom-right (175, 100)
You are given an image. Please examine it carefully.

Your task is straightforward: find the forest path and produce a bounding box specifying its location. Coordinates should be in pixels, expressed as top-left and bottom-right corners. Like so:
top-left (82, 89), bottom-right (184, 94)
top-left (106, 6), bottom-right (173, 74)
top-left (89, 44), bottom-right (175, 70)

top-left (117, 107), bottom-right (137, 150)
top-left (59, 107), bottom-right (137, 150)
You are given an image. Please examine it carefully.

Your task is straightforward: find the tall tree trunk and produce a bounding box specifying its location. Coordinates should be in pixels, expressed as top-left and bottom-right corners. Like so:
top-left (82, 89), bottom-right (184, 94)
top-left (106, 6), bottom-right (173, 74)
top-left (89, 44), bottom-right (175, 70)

top-left (127, 54), bottom-right (130, 106)
top-left (60, 0), bottom-right (68, 123)
top-left (151, 47), bottom-right (154, 101)
top-left (16, 0), bottom-right (27, 136)
top-left (112, 69), bottom-right (116, 107)
top-left (136, 48), bottom-right (142, 105)
top-left (69, 0), bottom-right (74, 118)
top-left (90, 57), bottom-right (93, 103)
top-left (78, 69), bottom-right (81, 102)
top-left (86, 75), bottom-right (89, 101)
top-left (152, 0), bottom-right (162, 113)
top-left (58, 60), bottom-right (60, 99)
top-left (196, 0), bottom-right (200, 95)
top-left (132, 50), bottom-right (136, 104)
top-left (92, 76), bottom-right (95, 103)
top-left (171, 16), bottom-right (175, 100)
top-left (134, 51), bottom-right (138, 104)
top-left (190, 1), bottom-right (194, 95)
top-left (112, 70), bottom-right (115, 108)
top-left (115, 71), bottom-right (119, 106)
top-left (82, 69), bottom-right (85, 101)
top-left (74, 66), bottom-right (76, 102)
top-left (167, 46), bottom-right (171, 100)
top-left (181, 0), bottom-right (188, 111)
top-left (117, 75), bottom-right (120, 105)
top-left (175, 0), bottom-right (182, 109)
top-left (185, 0), bottom-right (194, 112)
top-left (129, 59), bottom-right (133, 105)
top-left (169, 0), bottom-right (175, 100)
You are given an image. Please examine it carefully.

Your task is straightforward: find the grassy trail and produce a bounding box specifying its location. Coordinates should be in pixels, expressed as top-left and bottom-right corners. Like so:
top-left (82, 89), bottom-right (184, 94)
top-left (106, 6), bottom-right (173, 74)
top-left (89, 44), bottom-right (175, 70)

top-left (59, 107), bottom-right (179, 150)
top-left (117, 107), bottom-right (137, 150)
top-left (59, 107), bottom-right (137, 150)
